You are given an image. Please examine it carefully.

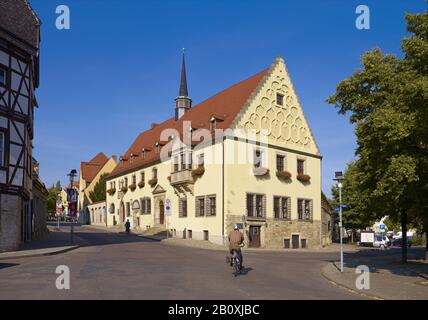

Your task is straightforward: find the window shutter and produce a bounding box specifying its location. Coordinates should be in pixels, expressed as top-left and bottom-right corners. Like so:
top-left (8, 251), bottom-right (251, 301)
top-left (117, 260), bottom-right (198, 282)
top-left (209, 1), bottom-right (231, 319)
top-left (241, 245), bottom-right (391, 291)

top-left (147, 198), bottom-right (151, 214)
top-left (288, 197), bottom-right (291, 219)
top-left (140, 198), bottom-right (144, 214)
top-left (195, 197), bottom-right (200, 217)
top-left (179, 198), bottom-right (183, 217)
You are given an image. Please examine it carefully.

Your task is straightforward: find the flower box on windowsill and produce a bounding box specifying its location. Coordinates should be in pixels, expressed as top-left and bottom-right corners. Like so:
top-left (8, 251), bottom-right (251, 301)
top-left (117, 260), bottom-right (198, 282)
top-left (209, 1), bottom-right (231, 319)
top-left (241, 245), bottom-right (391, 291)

top-left (128, 184), bottom-right (136, 191)
top-left (297, 174), bottom-right (311, 183)
top-left (276, 170), bottom-right (292, 181)
top-left (148, 178), bottom-right (157, 187)
top-left (121, 187), bottom-right (128, 193)
top-left (107, 188), bottom-right (116, 196)
top-left (191, 166), bottom-right (205, 178)
top-left (252, 167), bottom-right (270, 176)
top-left (138, 181), bottom-right (145, 188)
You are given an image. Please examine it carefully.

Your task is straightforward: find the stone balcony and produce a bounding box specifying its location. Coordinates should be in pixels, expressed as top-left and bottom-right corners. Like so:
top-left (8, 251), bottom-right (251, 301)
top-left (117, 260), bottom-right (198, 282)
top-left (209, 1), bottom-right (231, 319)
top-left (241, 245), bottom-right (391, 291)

top-left (170, 169), bottom-right (194, 186)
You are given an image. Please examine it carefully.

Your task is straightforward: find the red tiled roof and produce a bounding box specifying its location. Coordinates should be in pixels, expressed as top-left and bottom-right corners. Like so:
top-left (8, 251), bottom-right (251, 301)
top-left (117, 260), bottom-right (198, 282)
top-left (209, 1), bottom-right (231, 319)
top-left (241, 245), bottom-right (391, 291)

top-left (81, 152), bottom-right (109, 183)
top-left (109, 68), bottom-right (269, 178)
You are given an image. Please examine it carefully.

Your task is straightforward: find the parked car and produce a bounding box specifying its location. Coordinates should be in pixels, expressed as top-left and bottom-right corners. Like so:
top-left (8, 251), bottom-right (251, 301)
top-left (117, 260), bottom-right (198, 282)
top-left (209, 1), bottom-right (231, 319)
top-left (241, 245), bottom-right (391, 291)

top-left (392, 237), bottom-right (412, 247)
top-left (373, 235), bottom-right (391, 249)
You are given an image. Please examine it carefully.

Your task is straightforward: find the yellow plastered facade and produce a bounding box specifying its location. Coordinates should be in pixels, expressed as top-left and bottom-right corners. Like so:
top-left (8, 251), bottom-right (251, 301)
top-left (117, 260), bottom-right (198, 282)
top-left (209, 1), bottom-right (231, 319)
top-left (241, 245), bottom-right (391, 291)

top-left (106, 57), bottom-right (323, 249)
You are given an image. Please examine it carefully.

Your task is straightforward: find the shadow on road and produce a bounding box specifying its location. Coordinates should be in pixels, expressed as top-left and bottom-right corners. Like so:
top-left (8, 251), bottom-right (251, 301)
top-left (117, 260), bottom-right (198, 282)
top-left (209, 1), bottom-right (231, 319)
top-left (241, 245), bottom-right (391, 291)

top-left (0, 263), bottom-right (19, 270)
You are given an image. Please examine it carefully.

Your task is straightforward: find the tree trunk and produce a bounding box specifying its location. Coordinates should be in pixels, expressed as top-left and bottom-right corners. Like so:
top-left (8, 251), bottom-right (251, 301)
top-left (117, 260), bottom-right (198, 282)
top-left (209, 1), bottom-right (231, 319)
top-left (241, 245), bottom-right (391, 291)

top-left (401, 210), bottom-right (408, 264)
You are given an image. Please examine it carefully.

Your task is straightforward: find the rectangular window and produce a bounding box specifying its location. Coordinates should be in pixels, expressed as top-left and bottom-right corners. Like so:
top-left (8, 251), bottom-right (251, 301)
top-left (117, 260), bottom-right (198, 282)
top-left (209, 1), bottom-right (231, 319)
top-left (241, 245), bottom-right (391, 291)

top-left (196, 196), bottom-right (205, 217)
top-left (256, 194), bottom-right (264, 217)
top-left (207, 195), bottom-right (216, 216)
top-left (146, 198), bottom-right (151, 214)
top-left (140, 171), bottom-right (145, 182)
top-left (297, 159), bottom-right (305, 175)
top-left (132, 175), bottom-right (136, 185)
top-left (0, 131), bottom-right (5, 167)
top-left (276, 154), bottom-right (285, 172)
top-left (153, 168), bottom-right (157, 179)
top-left (124, 177), bottom-right (128, 188)
top-left (141, 150), bottom-right (145, 160)
top-left (198, 154), bottom-right (204, 167)
top-left (274, 196), bottom-right (290, 219)
top-left (179, 198), bottom-right (187, 217)
top-left (140, 198), bottom-right (146, 214)
top-left (187, 152), bottom-right (192, 170)
top-left (180, 153), bottom-right (185, 171)
top-left (298, 199), bottom-right (312, 220)
top-left (173, 156), bottom-right (179, 172)
top-left (247, 193), bottom-right (266, 218)
top-left (246, 194), bottom-right (254, 217)
top-left (276, 93), bottom-right (284, 106)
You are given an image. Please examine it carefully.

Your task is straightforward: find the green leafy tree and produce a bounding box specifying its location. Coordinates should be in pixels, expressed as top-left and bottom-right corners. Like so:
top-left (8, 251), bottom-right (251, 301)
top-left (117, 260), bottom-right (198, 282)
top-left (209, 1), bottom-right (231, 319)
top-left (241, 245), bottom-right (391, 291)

top-left (89, 173), bottom-right (109, 203)
top-left (330, 161), bottom-right (376, 231)
top-left (327, 9), bottom-right (428, 262)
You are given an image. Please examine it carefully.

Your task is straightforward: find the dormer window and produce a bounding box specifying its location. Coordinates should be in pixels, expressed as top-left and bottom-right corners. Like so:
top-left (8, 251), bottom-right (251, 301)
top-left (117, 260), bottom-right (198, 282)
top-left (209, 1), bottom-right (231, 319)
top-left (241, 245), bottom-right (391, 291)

top-left (141, 149), bottom-right (145, 160)
top-left (210, 117), bottom-right (216, 134)
top-left (276, 93), bottom-right (284, 106)
top-left (155, 143), bottom-right (160, 153)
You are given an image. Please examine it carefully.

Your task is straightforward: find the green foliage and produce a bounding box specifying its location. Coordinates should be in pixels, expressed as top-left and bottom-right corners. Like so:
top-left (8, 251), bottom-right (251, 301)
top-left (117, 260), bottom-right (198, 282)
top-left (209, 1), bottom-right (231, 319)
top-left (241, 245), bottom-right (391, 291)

top-left (326, 9), bottom-right (428, 236)
top-left (46, 180), bottom-right (62, 214)
top-left (89, 173), bottom-right (109, 203)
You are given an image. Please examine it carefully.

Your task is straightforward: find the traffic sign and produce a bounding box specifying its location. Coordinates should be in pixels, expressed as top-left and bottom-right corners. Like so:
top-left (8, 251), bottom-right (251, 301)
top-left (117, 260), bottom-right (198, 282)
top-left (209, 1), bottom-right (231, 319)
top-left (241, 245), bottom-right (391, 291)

top-left (165, 199), bottom-right (172, 216)
top-left (379, 224), bottom-right (385, 231)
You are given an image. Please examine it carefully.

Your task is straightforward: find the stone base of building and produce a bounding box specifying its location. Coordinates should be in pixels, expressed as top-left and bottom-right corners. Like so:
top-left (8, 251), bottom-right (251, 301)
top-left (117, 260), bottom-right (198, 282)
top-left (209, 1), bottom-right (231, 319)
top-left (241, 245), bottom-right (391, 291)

top-left (226, 215), bottom-right (322, 249)
top-left (0, 194), bottom-right (23, 252)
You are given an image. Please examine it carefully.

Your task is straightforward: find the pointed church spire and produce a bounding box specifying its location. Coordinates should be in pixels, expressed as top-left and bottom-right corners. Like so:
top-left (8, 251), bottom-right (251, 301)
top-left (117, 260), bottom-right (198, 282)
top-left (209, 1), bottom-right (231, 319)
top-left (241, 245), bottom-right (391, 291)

top-left (179, 48), bottom-right (188, 97)
top-left (175, 48), bottom-right (192, 120)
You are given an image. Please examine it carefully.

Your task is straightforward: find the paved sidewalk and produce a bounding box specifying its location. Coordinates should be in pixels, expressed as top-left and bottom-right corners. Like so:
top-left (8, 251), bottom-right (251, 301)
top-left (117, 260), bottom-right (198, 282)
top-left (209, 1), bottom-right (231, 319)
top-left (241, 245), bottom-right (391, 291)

top-left (0, 226), bottom-right (81, 260)
top-left (321, 249), bottom-right (428, 300)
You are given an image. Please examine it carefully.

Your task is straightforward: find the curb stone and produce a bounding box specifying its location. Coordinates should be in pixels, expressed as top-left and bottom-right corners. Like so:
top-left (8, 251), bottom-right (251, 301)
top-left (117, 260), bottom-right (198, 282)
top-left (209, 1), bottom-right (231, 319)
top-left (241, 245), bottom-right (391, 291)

top-left (0, 245), bottom-right (81, 261)
top-left (320, 262), bottom-right (383, 300)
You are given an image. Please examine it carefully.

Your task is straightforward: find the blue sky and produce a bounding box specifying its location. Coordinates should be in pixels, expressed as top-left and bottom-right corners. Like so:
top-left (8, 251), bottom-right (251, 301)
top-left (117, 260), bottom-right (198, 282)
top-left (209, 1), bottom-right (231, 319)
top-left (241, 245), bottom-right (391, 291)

top-left (30, 0), bottom-right (426, 195)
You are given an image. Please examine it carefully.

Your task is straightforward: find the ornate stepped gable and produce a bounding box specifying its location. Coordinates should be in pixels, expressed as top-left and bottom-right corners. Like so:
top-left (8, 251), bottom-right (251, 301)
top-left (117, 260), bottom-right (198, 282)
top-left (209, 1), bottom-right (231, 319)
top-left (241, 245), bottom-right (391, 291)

top-left (109, 56), bottom-right (320, 178)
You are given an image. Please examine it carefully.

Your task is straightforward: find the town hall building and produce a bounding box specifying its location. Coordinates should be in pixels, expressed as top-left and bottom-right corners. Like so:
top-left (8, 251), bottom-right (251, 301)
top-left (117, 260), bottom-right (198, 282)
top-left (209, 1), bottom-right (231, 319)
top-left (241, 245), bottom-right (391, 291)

top-left (106, 54), bottom-right (325, 249)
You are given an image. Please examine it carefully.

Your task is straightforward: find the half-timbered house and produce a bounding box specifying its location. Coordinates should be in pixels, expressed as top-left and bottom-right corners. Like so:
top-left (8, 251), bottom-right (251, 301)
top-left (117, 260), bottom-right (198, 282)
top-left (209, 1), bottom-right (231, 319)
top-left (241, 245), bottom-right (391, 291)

top-left (0, 0), bottom-right (41, 251)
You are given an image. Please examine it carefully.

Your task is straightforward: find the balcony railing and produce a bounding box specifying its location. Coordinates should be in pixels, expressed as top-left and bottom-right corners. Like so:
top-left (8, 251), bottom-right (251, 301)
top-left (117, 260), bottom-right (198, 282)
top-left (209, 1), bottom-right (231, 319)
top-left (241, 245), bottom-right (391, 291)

top-left (170, 169), bottom-right (194, 185)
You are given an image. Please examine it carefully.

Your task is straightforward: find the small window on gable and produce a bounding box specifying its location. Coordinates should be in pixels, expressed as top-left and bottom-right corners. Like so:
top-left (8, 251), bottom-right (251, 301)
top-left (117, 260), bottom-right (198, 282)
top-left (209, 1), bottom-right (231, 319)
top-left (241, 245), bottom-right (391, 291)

top-left (0, 68), bottom-right (6, 87)
top-left (276, 93), bottom-right (284, 106)
top-left (210, 118), bottom-right (216, 134)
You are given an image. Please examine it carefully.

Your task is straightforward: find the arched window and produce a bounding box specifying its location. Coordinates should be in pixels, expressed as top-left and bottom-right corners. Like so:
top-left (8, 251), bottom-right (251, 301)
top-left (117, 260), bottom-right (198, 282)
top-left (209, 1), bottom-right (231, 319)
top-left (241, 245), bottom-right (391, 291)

top-left (109, 203), bottom-right (115, 214)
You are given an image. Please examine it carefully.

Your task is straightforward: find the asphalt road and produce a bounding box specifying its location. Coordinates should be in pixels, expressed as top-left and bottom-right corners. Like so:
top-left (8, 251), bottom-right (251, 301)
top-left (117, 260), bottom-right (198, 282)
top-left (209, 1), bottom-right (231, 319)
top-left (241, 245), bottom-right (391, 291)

top-left (0, 226), bottom-right (363, 299)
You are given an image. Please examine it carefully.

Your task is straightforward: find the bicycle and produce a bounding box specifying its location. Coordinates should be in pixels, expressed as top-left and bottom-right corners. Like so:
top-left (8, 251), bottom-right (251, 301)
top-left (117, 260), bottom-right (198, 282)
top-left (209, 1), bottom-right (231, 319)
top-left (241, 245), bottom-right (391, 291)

top-left (226, 246), bottom-right (244, 277)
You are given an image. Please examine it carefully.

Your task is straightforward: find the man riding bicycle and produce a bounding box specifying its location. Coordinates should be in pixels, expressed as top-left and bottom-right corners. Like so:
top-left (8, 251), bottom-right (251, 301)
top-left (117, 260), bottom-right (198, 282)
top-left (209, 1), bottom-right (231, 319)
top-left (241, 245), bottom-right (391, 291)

top-left (228, 224), bottom-right (244, 269)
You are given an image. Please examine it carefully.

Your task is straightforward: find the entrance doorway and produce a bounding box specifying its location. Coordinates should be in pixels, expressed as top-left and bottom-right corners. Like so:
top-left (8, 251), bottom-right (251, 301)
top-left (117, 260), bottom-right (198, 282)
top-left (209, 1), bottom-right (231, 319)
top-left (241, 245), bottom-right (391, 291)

top-left (292, 234), bottom-right (300, 249)
top-left (249, 226), bottom-right (261, 248)
top-left (159, 200), bottom-right (165, 225)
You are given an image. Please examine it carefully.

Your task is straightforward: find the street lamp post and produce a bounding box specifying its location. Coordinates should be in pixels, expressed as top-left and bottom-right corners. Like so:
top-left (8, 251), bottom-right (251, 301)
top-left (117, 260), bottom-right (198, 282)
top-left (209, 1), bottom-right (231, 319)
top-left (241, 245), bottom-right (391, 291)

top-left (334, 171), bottom-right (344, 273)
top-left (67, 169), bottom-right (77, 245)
